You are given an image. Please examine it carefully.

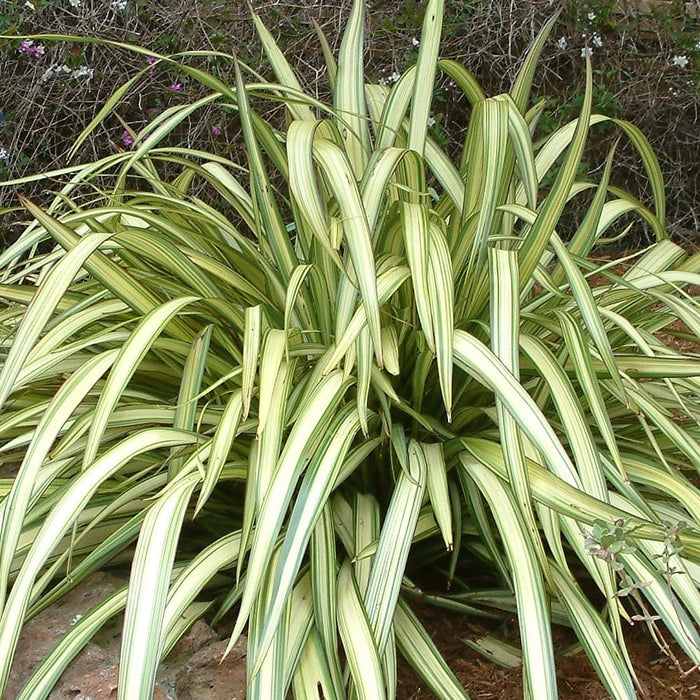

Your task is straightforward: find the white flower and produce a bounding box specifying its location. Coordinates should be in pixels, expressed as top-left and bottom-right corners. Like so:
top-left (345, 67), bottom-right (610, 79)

top-left (69, 0), bottom-right (82, 6)
top-left (427, 116), bottom-right (436, 128)
top-left (592, 33), bottom-right (603, 48)
top-left (70, 614), bottom-right (83, 625)
top-left (581, 47), bottom-right (593, 58)
top-left (412, 37), bottom-right (420, 47)
top-left (587, 11), bottom-right (596, 20)
top-left (110, 0), bottom-right (127, 10)
top-left (42, 63), bottom-right (71, 82)
top-left (671, 55), bottom-right (689, 68)
top-left (389, 71), bottom-right (400, 83)
top-left (0, 147), bottom-right (9, 163)
top-left (556, 36), bottom-right (568, 50)
top-left (72, 65), bottom-right (94, 80)
top-left (696, 41), bottom-right (700, 52)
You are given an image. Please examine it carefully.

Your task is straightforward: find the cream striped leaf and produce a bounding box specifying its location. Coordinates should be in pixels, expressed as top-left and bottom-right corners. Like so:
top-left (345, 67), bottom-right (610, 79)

top-left (462, 460), bottom-right (557, 699)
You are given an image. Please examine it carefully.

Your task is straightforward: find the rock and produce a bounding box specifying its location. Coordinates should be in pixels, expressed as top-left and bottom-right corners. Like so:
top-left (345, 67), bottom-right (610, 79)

top-left (174, 638), bottom-right (248, 700)
top-left (5, 571), bottom-right (127, 698)
top-left (5, 572), bottom-right (248, 700)
top-left (167, 620), bottom-right (219, 659)
top-left (50, 643), bottom-right (119, 699)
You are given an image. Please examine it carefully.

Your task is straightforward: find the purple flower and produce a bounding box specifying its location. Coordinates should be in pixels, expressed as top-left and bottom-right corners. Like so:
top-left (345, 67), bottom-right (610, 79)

top-left (121, 130), bottom-right (134, 148)
top-left (18, 39), bottom-right (45, 59)
top-left (169, 82), bottom-right (182, 91)
top-left (211, 125), bottom-right (222, 137)
top-left (146, 56), bottom-right (157, 75)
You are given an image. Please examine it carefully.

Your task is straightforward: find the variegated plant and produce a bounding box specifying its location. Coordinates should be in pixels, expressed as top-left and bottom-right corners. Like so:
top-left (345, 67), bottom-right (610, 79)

top-left (1, 1), bottom-right (699, 698)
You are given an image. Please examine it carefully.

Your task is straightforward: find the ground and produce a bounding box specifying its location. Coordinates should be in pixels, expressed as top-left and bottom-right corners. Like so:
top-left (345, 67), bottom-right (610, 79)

top-left (6, 569), bottom-right (700, 699)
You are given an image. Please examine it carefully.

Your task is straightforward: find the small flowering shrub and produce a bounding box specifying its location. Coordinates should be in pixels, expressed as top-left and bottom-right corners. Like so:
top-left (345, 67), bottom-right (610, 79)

top-left (0, 0), bottom-right (699, 243)
top-left (1, 2), bottom-right (700, 698)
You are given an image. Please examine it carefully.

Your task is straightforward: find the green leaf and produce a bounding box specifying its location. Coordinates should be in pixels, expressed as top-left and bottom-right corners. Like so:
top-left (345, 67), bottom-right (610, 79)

top-left (227, 371), bottom-right (349, 654)
top-left (334, 0), bottom-right (370, 176)
top-left (363, 439), bottom-right (427, 655)
top-left (337, 561), bottom-right (386, 700)
top-left (84, 296), bottom-right (200, 469)
top-left (0, 350), bottom-right (117, 613)
top-left (0, 231), bottom-right (112, 411)
top-left (394, 597), bottom-right (471, 699)
top-left (423, 443), bottom-right (453, 550)
top-left (0, 429), bottom-right (197, 694)
top-left (119, 473), bottom-right (198, 700)
top-left (462, 460), bottom-right (557, 699)
top-left (408, 0), bottom-right (444, 155)
top-left (16, 587), bottom-right (129, 700)
top-left (255, 406), bottom-right (361, 665)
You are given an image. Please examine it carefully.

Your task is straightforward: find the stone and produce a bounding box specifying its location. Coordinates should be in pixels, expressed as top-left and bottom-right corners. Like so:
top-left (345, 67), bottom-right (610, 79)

top-left (174, 638), bottom-right (248, 700)
top-left (5, 572), bottom-right (248, 699)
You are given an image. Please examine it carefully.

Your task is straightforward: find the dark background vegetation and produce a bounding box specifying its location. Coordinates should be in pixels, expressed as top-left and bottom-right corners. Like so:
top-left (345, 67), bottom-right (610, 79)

top-left (1, 0), bottom-right (698, 245)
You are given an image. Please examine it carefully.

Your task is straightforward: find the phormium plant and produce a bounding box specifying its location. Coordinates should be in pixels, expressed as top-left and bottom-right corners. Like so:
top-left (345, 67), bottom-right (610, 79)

top-left (1, 1), bottom-right (699, 698)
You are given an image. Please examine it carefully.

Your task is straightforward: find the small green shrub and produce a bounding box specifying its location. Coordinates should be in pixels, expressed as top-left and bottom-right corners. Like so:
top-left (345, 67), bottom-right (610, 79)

top-left (1, 1), bottom-right (700, 698)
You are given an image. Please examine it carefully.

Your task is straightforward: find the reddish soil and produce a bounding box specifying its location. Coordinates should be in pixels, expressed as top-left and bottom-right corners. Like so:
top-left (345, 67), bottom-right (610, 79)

top-left (396, 602), bottom-right (700, 699)
top-left (8, 571), bottom-right (699, 699)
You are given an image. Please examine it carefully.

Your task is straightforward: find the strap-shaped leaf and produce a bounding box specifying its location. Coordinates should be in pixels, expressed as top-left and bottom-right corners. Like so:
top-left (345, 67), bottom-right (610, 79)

top-left (556, 311), bottom-right (628, 484)
top-left (257, 329), bottom-right (287, 437)
top-left (291, 626), bottom-right (339, 700)
top-left (16, 587), bottom-right (129, 700)
top-left (0, 350), bottom-right (117, 613)
top-left (428, 222), bottom-right (454, 418)
top-left (423, 443), bottom-right (453, 550)
top-left (0, 230), bottom-right (112, 411)
top-left (408, 0), bottom-right (444, 155)
top-left (251, 11), bottom-right (315, 122)
top-left (247, 549), bottom-right (286, 700)
top-left (363, 439), bottom-right (427, 655)
top-left (283, 572), bottom-right (315, 691)
top-left (337, 561), bottom-right (386, 700)
top-left (395, 597), bottom-right (471, 699)
top-left (489, 249), bottom-right (548, 573)
top-left (459, 440), bottom-right (659, 534)
top-left (551, 564), bottom-right (637, 700)
top-left (119, 473), bottom-right (198, 700)
top-left (519, 56), bottom-right (593, 285)
top-left (83, 296), bottom-right (200, 469)
top-left (242, 305), bottom-right (262, 420)
top-left (402, 202), bottom-right (435, 351)
top-left (227, 371), bottom-right (348, 652)
top-left (255, 405), bottom-right (360, 664)
top-left (170, 324), bottom-right (213, 478)
top-left (312, 139), bottom-right (383, 366)
top-left (0, 429), bottom-right (197, 695)
top-left (463, 460), bottom-right (557, 700)
top-left (310, 505), bottom-right (345, 698)
top-left (453, 329), bottom-right (580, 486)
top-left (323, 266), bottom-right (410, 373)
top-left (334, 0), bottom-right (370, 175)
top-left (356, 328), bottom-right (373, 435)
top-left (233, 57), bottom-right (297, 283)
top-left (196, 389), bottom-right (243, 514)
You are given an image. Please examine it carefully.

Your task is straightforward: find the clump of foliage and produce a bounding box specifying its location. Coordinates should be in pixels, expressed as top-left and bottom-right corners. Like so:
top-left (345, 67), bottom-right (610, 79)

top-left (1, 1), bottom-right (700, 698)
